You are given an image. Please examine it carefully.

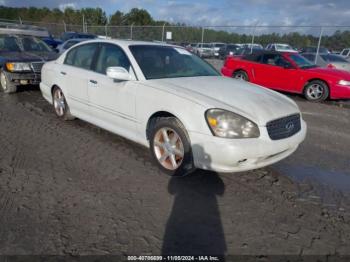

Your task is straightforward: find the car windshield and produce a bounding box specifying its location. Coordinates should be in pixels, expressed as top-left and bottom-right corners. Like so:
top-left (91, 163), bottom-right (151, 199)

top-left (227, 45), bottom-right (238, 50)
top-left (214, 44), bottom-right (225, 47)
top-left (320, 54), bottom-right (348, 63)
top-left (199, 44), bottom-right (211, 48)
top-left (276, 44), bottom-right (294, 50)
top-left (289, 54), bottom-right (317, 69)
top-left (0, 35), bottom-right (21, 52)
top-left (19, 36), bottom-right (52, 52)
top-left (236, 47), bottom-right (261, 55)
top-left (129, 45), bottom-right (220, 80)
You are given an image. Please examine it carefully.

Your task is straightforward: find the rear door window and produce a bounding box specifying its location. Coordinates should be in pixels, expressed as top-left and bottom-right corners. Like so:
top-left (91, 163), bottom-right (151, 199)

top-left (64, 43), bottom-right (98, 70)
top-left (94, 43), bottom-right (131, 74)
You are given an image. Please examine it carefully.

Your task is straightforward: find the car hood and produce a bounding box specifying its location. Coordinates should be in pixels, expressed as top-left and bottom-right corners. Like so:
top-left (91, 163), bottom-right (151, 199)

top-left (332, 62), bottom-right (350, 72)
top-left (0, 51), bottom-right (58, 62)
top-left (305, 66), bottom-right (350, 79)
top-left (145, 76), bottom-right (300, 126)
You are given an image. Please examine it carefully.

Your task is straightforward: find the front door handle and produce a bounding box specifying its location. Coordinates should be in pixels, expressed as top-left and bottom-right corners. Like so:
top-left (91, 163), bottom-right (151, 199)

top-left (60, 71), bottom-right (66, 75)
top-left (89, 80), bottom-right (98, 84)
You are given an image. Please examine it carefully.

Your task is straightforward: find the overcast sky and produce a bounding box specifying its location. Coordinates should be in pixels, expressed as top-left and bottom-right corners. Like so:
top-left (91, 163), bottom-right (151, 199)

top-left (2, 0), bottom-right (350, 33)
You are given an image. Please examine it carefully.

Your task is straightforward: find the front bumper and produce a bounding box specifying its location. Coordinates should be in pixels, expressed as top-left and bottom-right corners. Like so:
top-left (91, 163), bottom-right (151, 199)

top-left (189, 120), bottom-right (307, 173)
top-left (7, 71), bottom-right (41, 85)
top-left (331, 84), bottom-right (350, 99)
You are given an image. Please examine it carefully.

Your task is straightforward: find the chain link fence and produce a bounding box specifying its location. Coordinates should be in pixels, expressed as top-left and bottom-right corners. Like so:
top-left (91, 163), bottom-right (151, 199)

top-left (2, 18), bottom-right (350, 52)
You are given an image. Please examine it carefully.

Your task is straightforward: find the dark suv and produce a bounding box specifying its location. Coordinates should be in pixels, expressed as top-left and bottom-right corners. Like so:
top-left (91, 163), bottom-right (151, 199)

top-left (0, 34), bottom-right (58, 93)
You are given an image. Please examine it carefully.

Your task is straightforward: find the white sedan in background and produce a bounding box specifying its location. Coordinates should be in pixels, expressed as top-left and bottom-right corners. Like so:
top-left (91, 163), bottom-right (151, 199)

top-left (40, 40), bottom-right (306, 176)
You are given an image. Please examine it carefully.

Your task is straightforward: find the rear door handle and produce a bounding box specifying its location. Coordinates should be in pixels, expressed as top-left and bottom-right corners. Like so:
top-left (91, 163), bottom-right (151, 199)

top-left (89, 80), bottom-right (98, 84)
top-left (60, 71), bottom-right (66, 75)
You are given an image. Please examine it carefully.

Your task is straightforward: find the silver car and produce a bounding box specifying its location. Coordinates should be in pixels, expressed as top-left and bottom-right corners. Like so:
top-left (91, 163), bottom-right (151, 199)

top-left (302, 53), bottom-right (350, 72)
top-left (195, 43), bottom-right (213, 58)
top-left (210, 42), bottom-right (225, 58)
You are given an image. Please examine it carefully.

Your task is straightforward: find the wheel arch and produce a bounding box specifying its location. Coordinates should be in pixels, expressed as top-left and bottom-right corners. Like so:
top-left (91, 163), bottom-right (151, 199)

top-left (232, 68), bottom-right (248, 76)
top-left (146, 111), bottom-right (188, 141)
top-left (303, 78), bottom-right (330, 97)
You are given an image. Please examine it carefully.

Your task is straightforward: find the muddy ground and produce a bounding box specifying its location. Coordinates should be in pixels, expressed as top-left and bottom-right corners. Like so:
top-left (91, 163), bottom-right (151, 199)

top-left (0, 71), bottom-right (350, 260)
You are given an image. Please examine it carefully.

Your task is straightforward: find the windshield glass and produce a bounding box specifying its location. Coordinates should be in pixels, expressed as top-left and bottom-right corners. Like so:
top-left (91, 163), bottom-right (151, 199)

top-left (198, 44), bottom-right (210, 48)
top-left (0, 36), bottom-right (21, 52)
top-left (214, 44), bottom-right (225, 47)
top-left (19, 37), bottom-right (52, 52)
top-left (276, 44), bottom-right (293, 50)
top-left (321, 54), bottom-right (348, 63)
top-left (289, 54), bottom-right (317, 69)
top-left (129, 45), bottom-right (220, 80)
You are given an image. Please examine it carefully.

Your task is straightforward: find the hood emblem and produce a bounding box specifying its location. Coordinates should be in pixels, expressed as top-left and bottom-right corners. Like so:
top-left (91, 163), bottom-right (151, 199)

top-left (285, 122), bottom-right (294, 131)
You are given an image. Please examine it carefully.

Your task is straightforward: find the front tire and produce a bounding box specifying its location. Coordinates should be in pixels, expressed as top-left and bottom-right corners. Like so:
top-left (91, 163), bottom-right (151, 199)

top-left (52, 86), bottom-right (74, 120)
top-left (149, 117), bottom-right (195, 176)
top-left (0, 70), bottom-right (17, 94)
top-left (233, 70), bottom-right (249, 81)
top-left (304, 80), bottom-right (329, 102)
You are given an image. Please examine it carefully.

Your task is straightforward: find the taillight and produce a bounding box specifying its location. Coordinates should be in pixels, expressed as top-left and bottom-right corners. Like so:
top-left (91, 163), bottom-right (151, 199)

top-left (327, 63), bottom-right (336, 69)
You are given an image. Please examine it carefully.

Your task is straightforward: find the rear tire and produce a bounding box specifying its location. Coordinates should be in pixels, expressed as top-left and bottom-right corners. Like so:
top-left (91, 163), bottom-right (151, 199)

top-left (233, 70), bottom-right (249, 81)
top-left (149, 117), bottom-right (195, 177)
top-left (52, 86), bottom-right (75, 120)
top-left (304, 80), bottom-right (329, 102)
top-left (0, 70), bottom-right (17, 94)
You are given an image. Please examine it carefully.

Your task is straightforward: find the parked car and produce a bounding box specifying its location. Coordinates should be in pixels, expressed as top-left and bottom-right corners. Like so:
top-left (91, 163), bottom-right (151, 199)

top-left (266, 43), bottom-right (298, 53)
top-left (40, 40), bottom-right (306, 176)
top-left (0, 34), bottom-right (58, 93)
top-left (242, 43), bottom-right (264, 49)
top-left (218, 44), bottom-right (240, 59)
top-left (61, 31), bottom-right (97, 42)
top-left (210, 42), bottom-right (225, 58)
top-left (340, 48), bottom-right (350, 60)
top-left (186, 43), bottom-right (197, 53)
top-left (221, 50), bottom-right (350, 102)
top-left (195, 43), bottom-right (213, 57)
top-left (57, 38), bottom-right (89, 54)
top-left (235, 46), bottom-right (263, 56)
top-left (302, 53), bottom-right (350, 72)
top-left (42, 35), bottom-right (62, 49)
top-left (300, 46), bottom-right (330, 54)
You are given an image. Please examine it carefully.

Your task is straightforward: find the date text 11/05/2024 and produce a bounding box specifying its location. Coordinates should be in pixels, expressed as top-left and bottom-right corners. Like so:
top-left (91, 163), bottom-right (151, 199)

top-left (127, 255), bottom-right (220, 261)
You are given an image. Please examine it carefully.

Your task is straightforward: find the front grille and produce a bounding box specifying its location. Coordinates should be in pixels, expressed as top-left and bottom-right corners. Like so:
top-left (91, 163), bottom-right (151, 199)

top-left (266, 114), bottom-right (301, 140)
top-left (31, 62), bottom-right (44, 73)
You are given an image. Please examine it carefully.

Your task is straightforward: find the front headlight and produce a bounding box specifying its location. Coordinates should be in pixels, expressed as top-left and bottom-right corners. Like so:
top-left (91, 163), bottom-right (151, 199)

top-left (338, 80), bottom-right (350, 86)
top-left (6, 62), bottom-right (31, 72)
top-left (206, 109), bottom-right (260, 138)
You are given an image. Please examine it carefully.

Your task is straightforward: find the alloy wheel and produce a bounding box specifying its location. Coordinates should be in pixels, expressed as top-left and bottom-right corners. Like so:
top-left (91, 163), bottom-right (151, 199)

top-left (307, 83), bottom-right (324, 100)
top-left (53, 89), bottom-right (66, 116)
top-left (234, 73), bottom-right (247, 81)
top-left (1, 73), bottom-right (7, 90)
top-left (153, 127), bottom-right (185, 170)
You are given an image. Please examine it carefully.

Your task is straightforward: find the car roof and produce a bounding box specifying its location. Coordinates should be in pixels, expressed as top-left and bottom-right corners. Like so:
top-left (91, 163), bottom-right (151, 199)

top-left (71, 39), bottom-right (179, 49)
top-left (0, 34), bottom-right (39, 38)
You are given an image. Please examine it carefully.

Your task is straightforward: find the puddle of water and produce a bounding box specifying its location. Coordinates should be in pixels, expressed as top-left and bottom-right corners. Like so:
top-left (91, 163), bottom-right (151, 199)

top-left (273, 164), bottom-right (350, 195)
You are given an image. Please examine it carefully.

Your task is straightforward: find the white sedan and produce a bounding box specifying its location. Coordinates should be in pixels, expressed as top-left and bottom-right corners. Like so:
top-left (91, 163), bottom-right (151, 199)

top-left (40, 39), bottom-right (307, 176)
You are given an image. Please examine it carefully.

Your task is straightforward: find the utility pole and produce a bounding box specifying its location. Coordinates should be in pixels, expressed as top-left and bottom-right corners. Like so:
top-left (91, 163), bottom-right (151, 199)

top-left (251, 21), bottom-right (259, 54)
top-left (63, 20), bottom-right (67, 32)
top-left (315, 27), bottom-right (323, 64)
top-left (82, 14), bottom-right (85, 33)
top-left (162, 23), bottom-right (166, 42)
top-left (130, 23), bottom-right (134, 40)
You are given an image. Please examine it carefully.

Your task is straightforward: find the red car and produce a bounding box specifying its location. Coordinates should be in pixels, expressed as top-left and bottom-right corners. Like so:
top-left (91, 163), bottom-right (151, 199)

top-left (221, 51), bottom-right (350, 102)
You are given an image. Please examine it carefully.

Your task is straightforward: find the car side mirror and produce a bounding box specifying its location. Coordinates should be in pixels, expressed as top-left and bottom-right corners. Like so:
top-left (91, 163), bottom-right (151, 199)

top-left (106, 67), bottom-right (131, 81)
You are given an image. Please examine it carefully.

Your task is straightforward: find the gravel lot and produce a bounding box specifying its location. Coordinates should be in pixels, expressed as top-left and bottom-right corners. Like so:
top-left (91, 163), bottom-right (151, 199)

top-left (0, 67), bottom-right (350, 259)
